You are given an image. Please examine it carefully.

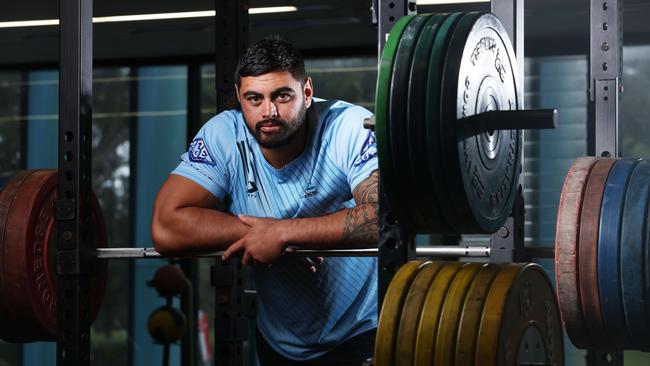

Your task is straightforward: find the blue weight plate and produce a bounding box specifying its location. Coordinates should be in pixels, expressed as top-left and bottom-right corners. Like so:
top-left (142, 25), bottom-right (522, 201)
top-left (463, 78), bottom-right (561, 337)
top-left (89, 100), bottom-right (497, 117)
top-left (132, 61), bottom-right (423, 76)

top-left (598, 158), bottom-right (639, 347)
top-left (621, 159), bottom-right (650, 349)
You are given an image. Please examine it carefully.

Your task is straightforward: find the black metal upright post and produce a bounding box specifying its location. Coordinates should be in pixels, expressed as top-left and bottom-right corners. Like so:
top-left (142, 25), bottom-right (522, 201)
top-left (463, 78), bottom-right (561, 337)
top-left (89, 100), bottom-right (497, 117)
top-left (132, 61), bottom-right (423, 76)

top-left (178, 63), bottom-right (203, 366)
top-left (587, 0), bottom-right (623, 364)
top-left (213, 1), bottom-right (249, 365)
top-left (588, 0), bottom-right (622, 158)
top-left (56, 0), bottom-right (94, 364)
top-left (489, 0), bottom-right (526, 263)
top-left (376, 0), bottom-right (417, 306)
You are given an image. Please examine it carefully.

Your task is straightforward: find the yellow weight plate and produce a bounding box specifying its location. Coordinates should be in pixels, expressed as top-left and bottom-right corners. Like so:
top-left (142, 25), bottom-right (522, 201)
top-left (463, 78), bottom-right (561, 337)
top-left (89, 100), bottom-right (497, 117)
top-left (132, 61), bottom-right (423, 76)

top-left (375, 260), bottom-right (427, 366)
top-left (455, 263), bottom-right (501, 366)
top-left (476, 263), bottom-right (565, 366)
top-left (394, 261), bottom-right (445, 366)
top-left (475, 264), bottom-right (521, 365)
top-left (434, 262), bottom-right (484, 366)
top-left (413, 262), bottom-right (464, 365)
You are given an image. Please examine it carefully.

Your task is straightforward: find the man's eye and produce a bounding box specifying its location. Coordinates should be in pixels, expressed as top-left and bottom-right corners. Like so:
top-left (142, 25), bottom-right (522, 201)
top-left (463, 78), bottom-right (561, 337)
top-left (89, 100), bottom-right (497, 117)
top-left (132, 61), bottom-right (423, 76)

top-left (277, 93), bottom-right (291, 101)
top-left (248, 96), bottom-right (261, 103)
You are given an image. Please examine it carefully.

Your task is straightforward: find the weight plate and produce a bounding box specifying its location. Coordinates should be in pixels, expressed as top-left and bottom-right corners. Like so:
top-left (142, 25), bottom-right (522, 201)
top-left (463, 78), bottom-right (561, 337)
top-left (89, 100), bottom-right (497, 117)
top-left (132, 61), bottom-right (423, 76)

top-left (455, 263), bottom-right (501, 366)
top-left (375, 15), bottom-right (414, 230)
top-left (434, 262), bottom-right (483, 366)
top-left (375, 260), bottom-right (426, 366)
top-left (645, 168), bottom-right (650, 351)
top-left (476, 263), bottom-right (564, 366)
top-left (620, 159), bottom-right (650, 349)
top-left (439, 12), bottom-right (522, 233)
top-left (598, 158), bottom-right (639, 347)
top-left (0, 170), bottom-right (107, 342)
top-left (394, 261), bottom-right (444, 366)
top-left (555, 156), bottom-right (596, 348)
top-left (425, 12), bottom-right (463, 233)
top-left (388, 14), bottom-right (430, 230)
top-left (414, 261), bottom-right (463, 365)
top-left (406, 13), bottom-right (451, 233)
top-left (0, 171), bottom-right (33, 341)
top-left (577, 158), bottom-right (614, 345)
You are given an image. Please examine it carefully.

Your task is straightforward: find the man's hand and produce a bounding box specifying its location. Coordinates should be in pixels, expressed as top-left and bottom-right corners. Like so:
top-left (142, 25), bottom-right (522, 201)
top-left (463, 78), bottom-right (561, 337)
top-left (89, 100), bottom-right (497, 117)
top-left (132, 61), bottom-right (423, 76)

top-left (222, 215), bottom-right (288, 265)
top-left (222, 215), bottom-right (325, 272)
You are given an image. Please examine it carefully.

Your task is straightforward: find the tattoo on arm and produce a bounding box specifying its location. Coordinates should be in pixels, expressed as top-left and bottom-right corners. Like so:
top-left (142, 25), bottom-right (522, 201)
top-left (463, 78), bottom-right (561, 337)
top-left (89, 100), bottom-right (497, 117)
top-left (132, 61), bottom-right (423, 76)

top-left (343, 171), bottom-right (379, 244)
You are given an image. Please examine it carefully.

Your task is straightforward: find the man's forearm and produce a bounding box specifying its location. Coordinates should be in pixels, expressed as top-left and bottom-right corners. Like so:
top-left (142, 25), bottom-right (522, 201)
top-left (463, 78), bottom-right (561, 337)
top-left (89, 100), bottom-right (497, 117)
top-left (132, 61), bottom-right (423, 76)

top-left (153, 206), bottom-right (249, 253)
top-left (280, 202), bottom-right (379, 248)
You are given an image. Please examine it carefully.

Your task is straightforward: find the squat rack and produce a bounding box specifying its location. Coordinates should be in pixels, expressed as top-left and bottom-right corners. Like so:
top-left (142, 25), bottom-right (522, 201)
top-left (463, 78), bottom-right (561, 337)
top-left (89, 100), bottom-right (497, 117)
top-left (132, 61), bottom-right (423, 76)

top-left (54, 0), bottom-right (625, 365)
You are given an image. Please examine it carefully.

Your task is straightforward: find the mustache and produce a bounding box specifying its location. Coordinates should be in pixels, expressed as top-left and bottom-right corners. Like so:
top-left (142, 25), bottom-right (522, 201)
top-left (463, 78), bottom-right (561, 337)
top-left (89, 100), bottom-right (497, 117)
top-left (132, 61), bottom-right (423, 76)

top-left (255, 118), bottom-right (288, 130)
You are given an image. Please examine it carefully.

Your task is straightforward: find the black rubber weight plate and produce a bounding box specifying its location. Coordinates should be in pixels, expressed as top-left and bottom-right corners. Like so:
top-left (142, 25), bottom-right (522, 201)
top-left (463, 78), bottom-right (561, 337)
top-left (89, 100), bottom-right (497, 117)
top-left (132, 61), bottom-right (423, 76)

top-left (406, 13), bottom-right (452, 233)
top-left (439, 12), bottom-right (522, 233)
top-left (375, 16), bottom-right (414, 230)
top-left (388, 14), bottom-right (430, 230)
top-left (424, 12), bottom-right (464, 234)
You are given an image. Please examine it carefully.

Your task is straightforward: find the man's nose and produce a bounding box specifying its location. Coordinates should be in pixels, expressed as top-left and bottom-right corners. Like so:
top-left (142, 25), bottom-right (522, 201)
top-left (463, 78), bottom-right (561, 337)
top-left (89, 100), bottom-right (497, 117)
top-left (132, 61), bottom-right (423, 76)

top-left (262, 100), bottom-right (278, 119)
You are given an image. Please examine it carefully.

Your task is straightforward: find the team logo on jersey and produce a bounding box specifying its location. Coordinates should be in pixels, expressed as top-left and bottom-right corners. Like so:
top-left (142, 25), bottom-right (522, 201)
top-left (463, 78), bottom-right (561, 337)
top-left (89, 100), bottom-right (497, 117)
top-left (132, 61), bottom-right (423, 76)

top-left (353, 130), bottom-right (377, 167)
top-left (189, 138), bottom-right (216, 166)
top-left (303, 186), bottom-right (318, 198)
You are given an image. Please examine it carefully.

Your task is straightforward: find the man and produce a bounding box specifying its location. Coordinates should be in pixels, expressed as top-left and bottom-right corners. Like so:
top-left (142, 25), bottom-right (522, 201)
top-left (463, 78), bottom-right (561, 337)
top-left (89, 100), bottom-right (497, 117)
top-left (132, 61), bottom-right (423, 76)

top-left (151, 37), bottom-right (379, 365)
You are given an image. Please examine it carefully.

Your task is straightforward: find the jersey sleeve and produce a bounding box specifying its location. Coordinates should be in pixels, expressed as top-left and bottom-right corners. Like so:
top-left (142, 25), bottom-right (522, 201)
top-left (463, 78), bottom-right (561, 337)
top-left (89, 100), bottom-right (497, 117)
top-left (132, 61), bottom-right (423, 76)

top-left (171, 113), bottom-right (234, 200)
top-left (329, 104), bottom-right (379, 192)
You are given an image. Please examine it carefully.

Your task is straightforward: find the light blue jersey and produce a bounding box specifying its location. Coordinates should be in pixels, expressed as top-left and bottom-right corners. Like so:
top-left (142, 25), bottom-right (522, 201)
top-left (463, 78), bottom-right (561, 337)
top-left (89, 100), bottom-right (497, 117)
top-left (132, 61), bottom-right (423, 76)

top-left (171, 99), bottom-right (378, 360)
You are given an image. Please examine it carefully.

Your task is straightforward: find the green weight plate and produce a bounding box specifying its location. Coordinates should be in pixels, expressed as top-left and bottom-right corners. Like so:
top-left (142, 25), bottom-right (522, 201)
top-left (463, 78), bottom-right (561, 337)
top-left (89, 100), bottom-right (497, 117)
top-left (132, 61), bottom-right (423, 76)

top-left (476, 263), bottom-right (564, 366)
top-left (388, 14), bottom-right (430, 230)
top-left (394, 261), bottom-right (444, 366)
top-left (424, 12), bottom-right (464, 233)
top-left (406, 13), bottom-right (453, 233)
top-left (455, 264), bottom-right (501, 366)
top-left (414, 262), bottom-right (463, 365)
top-left (375, 16), bottom-right (414, 229)
top-left (374, 260), bottom-right (427, 366)
top-left (439, 12), bottom-right (522, 233)
top-left (434, 262), bottom-right (483, 366)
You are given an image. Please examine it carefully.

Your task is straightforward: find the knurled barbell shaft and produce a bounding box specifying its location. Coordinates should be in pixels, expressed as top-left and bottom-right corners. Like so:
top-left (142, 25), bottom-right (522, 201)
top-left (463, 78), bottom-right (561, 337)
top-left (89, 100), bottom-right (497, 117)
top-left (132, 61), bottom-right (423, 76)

top-left (96, 246), bottom-right (492, 259)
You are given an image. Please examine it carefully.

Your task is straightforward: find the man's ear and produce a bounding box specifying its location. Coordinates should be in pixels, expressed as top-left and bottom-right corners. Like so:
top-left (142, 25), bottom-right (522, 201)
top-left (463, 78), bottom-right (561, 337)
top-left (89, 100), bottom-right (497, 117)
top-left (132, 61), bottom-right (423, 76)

top-left (303, 77), bottom-right (313, 108)
top-left (234, 84), bottom-right (241, 103)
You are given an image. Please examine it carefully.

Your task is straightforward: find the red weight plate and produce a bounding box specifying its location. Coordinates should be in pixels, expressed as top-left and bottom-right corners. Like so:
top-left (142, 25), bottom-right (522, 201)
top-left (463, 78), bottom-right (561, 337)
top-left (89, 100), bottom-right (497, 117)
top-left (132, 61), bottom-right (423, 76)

top-left (555, 157), bottom-right (597, 348)
top-left (0, 170), bottom-right (107, 342)
top-left (578, 158), bottom-right (615, 346)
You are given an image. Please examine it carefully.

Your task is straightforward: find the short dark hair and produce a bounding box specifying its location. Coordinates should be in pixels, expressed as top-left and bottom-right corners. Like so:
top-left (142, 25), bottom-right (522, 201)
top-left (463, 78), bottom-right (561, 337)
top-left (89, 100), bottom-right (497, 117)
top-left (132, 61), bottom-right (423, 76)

top-left (234, 37), bottom-right (306, 87)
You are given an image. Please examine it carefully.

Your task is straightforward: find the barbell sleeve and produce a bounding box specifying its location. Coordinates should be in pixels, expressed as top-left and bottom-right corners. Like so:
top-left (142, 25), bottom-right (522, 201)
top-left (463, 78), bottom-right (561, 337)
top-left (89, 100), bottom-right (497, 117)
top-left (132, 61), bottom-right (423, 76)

top-left (460, 108), bottom-right (557, 131)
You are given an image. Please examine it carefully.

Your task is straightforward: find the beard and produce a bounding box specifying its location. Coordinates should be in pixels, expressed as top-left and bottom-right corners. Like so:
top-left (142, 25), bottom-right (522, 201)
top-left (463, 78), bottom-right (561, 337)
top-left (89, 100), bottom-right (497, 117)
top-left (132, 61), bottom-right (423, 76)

top-left (247, 103), bottom-right (307, 149)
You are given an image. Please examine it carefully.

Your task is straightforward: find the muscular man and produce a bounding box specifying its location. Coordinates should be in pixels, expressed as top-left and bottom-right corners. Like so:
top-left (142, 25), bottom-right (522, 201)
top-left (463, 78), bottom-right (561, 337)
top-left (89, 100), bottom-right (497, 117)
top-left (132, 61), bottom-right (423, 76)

top-left (152, 38), bottom-right (379, 365)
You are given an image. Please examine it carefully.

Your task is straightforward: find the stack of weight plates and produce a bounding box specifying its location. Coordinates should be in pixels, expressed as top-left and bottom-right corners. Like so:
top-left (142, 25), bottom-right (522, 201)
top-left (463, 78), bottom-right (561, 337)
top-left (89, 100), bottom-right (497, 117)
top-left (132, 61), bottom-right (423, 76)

top-left (556, 157), bottom-right (650, 350)
top-left (375, 12), bottom-right (523, 235)
top-left (0, 170), bottom-right (107, 342)
top-left (374, 261), bottom-right (564, 366)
